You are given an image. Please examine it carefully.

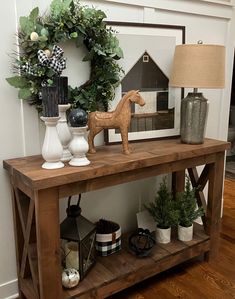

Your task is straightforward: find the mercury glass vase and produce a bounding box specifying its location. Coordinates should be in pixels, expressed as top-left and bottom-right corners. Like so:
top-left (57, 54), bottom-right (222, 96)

top-left (180, 92), bottom-right (208, 144)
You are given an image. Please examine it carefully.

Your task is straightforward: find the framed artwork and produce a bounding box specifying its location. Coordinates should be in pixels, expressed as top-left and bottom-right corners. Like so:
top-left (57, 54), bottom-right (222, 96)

top-left (105, 22), bottom-right (185, 144)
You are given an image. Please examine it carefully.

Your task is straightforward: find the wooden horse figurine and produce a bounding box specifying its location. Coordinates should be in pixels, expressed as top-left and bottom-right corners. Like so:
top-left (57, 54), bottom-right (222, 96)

top-left (88, 90), bottom-right (145, 154)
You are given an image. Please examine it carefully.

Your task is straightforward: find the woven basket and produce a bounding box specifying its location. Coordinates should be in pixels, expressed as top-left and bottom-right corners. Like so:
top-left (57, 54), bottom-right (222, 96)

top-left (96, 226), bottom-right (121, 256)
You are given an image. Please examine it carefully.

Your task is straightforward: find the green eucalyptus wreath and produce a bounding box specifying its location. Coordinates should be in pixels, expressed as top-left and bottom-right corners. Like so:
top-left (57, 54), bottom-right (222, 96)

top-left (6, 0), bottom-right (123, 112)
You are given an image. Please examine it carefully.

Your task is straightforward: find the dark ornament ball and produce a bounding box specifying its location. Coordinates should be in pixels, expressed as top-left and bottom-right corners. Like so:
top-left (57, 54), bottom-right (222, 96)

top-left (69, 108), bottom-right (88, 127)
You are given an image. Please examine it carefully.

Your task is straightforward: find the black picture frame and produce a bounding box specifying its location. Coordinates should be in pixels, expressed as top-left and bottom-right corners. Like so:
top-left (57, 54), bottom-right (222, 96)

top-left (104, 22), bottom-right (185, 144)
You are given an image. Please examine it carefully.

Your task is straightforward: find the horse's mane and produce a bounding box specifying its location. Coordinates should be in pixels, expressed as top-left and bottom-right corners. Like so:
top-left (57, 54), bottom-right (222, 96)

top-left (114, 90), bottom-right (136, 115)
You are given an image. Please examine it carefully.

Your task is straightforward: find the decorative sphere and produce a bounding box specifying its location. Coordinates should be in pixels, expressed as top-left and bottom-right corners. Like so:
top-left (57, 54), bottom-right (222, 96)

top-left (69, 108), bottom-right (88, 127)
top-left (62, 268), bottom-right (80, 289)
top-left (30, 32), bottom-right (39, 41)
top-left (41, 28), bottom-right (49, 37)
top-left (44, 49), bottom-right (51, 57)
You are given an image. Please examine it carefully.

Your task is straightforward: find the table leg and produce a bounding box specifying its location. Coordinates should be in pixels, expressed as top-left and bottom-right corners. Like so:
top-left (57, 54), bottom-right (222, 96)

top-left (10, 185), bottom-right (27, 299)
top-left (206, 152), bottom-right (225, 261)
top-left (172, 170), bottom-right (185, 198)
top-left (35, 188), bottom-right (63, 299)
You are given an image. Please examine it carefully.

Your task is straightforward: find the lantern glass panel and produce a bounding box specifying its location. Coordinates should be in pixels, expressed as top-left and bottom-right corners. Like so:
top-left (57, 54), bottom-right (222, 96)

top-left (80, 231), bottom-right (96, 279)
top-left (65, 241), bottom-right (79, 270)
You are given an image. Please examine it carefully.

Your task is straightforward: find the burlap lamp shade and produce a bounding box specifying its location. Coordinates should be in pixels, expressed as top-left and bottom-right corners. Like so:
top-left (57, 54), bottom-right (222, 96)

top-left (169, 44), bottom-right (225, 88)
top-left (169, 43), bottom-right (225, 144)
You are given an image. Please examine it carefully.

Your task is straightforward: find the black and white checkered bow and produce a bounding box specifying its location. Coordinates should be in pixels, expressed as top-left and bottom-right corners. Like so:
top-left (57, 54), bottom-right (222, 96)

top-left (37, 45), bottom-right (66, 75)
top-left (20, 62), bottom-right (37, 76)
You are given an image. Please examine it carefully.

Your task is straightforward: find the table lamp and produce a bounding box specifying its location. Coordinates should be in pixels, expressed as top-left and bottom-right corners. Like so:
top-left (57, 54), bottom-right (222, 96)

top-left (169, 42), bottom-right (225, 144)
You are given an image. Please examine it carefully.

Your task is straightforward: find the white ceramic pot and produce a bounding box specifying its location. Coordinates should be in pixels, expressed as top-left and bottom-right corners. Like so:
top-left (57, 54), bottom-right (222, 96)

top-left (155, 226), bottom-right (171, 244)
top-left (178, 224), bottom-right (193, 242)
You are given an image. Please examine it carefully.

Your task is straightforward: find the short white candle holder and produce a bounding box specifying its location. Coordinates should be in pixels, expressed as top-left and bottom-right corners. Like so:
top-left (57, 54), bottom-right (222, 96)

top-left (57, 104), bottom-right (73, 162)
top-left (41, 116), bottom-right (64, 169)
top-left (69, 126), bottom-right (90, 167)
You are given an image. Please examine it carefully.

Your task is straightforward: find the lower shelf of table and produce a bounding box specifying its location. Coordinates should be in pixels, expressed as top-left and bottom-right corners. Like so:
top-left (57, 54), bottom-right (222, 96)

top-left (20, 224), bottom-right (209, 299)
top-left (64, 224), bottom-right (209, 299)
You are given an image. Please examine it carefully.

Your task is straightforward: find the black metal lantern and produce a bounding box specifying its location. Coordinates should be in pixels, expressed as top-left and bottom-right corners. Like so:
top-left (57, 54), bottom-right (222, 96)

top-left (60, 195), bottom-right (96, 280)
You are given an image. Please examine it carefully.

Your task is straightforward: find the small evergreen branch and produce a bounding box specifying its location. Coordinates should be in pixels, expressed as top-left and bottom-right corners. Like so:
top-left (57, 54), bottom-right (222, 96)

top-left (144, 177), bottom-right (179, 229)
top-left (177, 176), bottom-right (205, 227)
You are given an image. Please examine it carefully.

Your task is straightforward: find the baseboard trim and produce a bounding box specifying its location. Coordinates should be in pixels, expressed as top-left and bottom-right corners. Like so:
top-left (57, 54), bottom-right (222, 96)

top-left (0, 279), bottom-right (18, 299)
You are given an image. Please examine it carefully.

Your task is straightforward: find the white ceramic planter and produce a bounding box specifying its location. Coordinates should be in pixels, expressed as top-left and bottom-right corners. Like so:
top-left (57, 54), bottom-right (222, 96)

top-left (155, 226), bottom-right (171, 244)
top-left (178, 224), bottom-right (193, 242)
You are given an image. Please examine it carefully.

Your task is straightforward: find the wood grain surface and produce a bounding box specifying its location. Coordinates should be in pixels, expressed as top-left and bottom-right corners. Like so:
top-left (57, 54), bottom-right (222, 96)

top-left (3, 138), bottom-right (229, 190)
top-left (63, 224), bottom-right (209, 299)
top-left (6, 138), bottom-right (229, 299)
top-left (109, 179), bottom-right (235, 299)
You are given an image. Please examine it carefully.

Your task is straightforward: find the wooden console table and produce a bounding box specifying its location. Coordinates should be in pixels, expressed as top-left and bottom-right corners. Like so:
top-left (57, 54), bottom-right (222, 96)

top-left (3, 138), bottom-right (229, 299)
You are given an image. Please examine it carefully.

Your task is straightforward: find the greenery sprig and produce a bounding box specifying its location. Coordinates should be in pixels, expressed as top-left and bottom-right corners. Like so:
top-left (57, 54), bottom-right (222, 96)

top-left (6, 0), bottom-right (123, 112)
top-left (144, 177), bottom-right (179, 229)
top-left (176, 176), bottom-right (204, 227)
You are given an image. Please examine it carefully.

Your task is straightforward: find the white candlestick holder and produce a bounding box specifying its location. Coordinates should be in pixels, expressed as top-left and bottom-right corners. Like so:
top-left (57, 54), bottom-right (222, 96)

top-left (41, 116), bottom-right (64, 169)
top-left (69, 126), bottom-right (90, 167)
top-left (57, 104), bottom-right (73, 162)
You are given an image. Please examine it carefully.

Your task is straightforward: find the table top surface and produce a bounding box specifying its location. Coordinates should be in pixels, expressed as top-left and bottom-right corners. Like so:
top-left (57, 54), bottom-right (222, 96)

top-left (3, 138), bottom-right (230, 190)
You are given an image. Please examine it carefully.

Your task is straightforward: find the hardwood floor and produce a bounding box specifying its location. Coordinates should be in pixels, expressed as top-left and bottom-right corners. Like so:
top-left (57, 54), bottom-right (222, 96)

top-left (109, 179), bottom-right (235, 299)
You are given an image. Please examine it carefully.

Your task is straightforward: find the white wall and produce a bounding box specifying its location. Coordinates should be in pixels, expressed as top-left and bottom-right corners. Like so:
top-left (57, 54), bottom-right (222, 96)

top-left (0, 1), bottom-right (24, 298)
top-left (0, 0), bottom-right (234, 298)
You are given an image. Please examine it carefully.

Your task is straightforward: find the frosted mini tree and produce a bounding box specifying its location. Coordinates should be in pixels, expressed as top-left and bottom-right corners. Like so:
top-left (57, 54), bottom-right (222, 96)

top-left (177, 176), bottom-right (204, 228)
top-left (145, 177), bottom-right (178, 229)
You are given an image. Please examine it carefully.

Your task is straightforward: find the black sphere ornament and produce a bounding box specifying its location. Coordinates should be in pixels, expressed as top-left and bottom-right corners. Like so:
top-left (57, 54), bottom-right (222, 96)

top-left (69, 108), bottom-right (88, 127)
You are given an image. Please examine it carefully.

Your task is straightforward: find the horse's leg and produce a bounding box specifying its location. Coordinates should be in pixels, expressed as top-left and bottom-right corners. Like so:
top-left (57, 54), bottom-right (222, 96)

top-left (88, 114), bottom-right (95, 154)
top-left (88, 129), bottom-right (96, 154)
top-left (120, 126), bottom-right (130, 155)
top-left (88, 127), bottom-right (103, 154)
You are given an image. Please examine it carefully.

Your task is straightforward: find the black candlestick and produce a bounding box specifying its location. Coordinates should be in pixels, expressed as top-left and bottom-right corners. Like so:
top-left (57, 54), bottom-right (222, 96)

top-left (42, 86), bottom-right (59, 117)
top-left (54, 76), bottom-right (68, 104)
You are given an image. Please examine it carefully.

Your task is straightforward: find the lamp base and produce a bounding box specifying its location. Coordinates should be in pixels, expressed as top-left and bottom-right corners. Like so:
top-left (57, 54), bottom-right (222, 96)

top-left (180, 92), bottom-right (208, 144)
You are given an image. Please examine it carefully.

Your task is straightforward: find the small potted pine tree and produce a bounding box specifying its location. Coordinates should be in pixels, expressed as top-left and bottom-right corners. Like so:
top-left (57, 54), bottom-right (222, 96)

top-left (177, 176), bottom-right (204, 241)
top-left (144, 177), bottom-right (179, 244)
